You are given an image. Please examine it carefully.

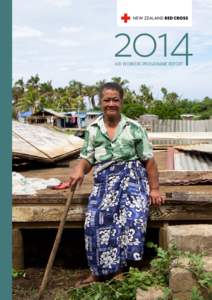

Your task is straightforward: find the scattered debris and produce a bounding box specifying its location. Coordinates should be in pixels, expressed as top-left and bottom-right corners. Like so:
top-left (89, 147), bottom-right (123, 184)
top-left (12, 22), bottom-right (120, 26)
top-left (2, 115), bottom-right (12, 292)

top-left (13, 172), bottom-right (61, 195)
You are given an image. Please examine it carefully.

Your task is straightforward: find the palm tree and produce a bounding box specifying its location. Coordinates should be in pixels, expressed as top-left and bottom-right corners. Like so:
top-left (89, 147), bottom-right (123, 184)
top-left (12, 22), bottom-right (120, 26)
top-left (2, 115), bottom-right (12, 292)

top-left (161, 87), bottom-right (168, 101)
top-left (83, 85), bottom-right (98, 109)
top-left (138, 84), bottom-right (154, 109)
top-left (26, 74), bottom-right (40, 89)
top-left (161, 87), bottom-right (179, 105)
top-left (166, 92), bottom-right (179, 105)
top-left (16, 86), bottom-right (40, 113)
top-left (95, 79), bottom-right (107, 91)
top-left (111, 77), bottom-right (129, 89)
top-left (68, 80), bottom-right (84, 97)
top-left (12, 78), bottom-right (25, 103)
top-left (39, 81), bottom-right (54, 108)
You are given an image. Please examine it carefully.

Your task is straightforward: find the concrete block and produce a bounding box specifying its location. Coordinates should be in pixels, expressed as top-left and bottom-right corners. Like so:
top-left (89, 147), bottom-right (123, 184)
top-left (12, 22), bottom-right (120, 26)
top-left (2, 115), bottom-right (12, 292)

top-left (166, 224), bottom-right (212, 254)
top-left (169, 255), bottom-right (212, 300)
top-left (169, 267), bottom-right (196, 293)
top-left (136, 287), bottom-right (165, 300)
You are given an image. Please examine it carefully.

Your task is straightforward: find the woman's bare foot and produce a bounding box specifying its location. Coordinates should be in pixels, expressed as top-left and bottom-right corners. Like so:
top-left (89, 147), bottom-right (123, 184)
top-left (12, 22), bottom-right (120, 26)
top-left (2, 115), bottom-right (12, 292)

top-left (75, 274), bottom-right (98, 288)
top-left (113, 273), bottom-right (125, 281)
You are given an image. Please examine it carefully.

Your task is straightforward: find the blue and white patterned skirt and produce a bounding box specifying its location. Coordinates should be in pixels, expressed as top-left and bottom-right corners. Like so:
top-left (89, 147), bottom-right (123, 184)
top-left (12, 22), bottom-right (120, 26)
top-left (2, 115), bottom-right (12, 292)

top-left (84, 160), bottom-right (150, 276)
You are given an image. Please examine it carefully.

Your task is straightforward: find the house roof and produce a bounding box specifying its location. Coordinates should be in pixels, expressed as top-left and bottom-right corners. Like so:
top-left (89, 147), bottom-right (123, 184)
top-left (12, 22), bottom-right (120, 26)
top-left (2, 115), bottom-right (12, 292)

top-left (42, 108), bottom-right (66, 118)
top-left (19, 111), bottom-right (33, 118)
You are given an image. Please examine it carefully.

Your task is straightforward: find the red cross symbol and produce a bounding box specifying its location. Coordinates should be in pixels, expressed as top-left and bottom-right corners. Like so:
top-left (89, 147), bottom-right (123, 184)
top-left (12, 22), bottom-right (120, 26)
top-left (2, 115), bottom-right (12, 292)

top-left (121, 13), bottom-right (131, 23)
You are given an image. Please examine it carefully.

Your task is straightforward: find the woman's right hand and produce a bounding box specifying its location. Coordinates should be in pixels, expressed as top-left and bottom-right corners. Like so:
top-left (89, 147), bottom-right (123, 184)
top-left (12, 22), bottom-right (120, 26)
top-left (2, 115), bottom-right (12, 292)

top-left (69, 159), bottom-right (92, 191)
top-left (69, 167), bottom-right (84, 191)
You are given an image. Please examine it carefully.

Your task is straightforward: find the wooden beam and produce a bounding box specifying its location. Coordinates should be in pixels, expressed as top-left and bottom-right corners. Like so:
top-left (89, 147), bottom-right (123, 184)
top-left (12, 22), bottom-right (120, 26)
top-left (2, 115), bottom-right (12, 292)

top-left (13, 228), bottom-right (24, 270)
top-left (149, 204), bottom-right (212, 221)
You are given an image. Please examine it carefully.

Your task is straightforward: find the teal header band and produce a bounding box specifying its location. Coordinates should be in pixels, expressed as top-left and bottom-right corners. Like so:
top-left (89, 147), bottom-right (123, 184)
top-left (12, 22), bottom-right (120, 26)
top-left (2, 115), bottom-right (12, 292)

top-left (0, 0), bottom-right (12, 299)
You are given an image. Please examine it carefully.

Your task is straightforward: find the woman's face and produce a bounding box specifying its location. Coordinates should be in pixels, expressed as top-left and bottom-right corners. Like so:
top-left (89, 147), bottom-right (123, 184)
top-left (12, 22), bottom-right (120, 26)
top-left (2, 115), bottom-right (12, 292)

top-left (100, 88), bottom-right (122, 120)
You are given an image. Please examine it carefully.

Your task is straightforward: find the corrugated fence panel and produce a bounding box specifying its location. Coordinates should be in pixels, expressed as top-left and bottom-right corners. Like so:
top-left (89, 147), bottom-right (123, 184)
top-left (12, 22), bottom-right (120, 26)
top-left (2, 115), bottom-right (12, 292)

top-left (144, 119), bottom-right (212, 145)
top-left (149, 119), bottom-right (212, 132)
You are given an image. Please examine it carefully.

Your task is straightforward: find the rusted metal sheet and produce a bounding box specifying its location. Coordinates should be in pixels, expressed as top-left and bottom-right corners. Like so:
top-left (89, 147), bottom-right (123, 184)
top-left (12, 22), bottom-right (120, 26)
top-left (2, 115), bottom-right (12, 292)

top-left (166, 147), bottom-right (175, 170)
top-left (12, 121), bottom-right (84, 162)
top-left (174, 143), bottom-right (212, 154)
top-left (160, 170), bottom-right (212, 185)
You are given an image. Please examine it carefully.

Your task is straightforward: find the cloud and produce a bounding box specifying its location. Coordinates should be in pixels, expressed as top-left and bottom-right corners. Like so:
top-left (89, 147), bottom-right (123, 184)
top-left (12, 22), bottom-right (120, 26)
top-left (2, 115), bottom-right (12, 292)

top-left (59, 66), bottom-right (70, 72)
top-left (92, 68), bottom-right (112, 75)
top-left (13, 26), bottom-right (43, 39)
top-left (59, 62), bottom-right (77, 67)
top-left (46, 0), bottom-right (72, 8)
top-left (58, 62), bottom-right (77, 71)
top-left (42, 38), bottom-right (80, 47)
top-left (193, 0), bottom-right (212, 10)
top-left (60, 26), bottom-right (83, 33)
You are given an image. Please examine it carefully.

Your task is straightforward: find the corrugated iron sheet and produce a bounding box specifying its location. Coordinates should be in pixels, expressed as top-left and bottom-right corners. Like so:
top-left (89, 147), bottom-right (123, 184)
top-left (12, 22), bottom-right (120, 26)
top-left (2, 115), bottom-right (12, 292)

top-left (148, 132), bottom-right (212, 146)
top-left (12, 121), bottom-right (84, 162)
top-left (174, 151), bottom-right (212, 171)
top-left (141, 119), bottom-right (212, 145)
top-left (174, 144), bottom-right (212, 154)
top-left (151, 119), bottom-right (212, 132)
top-left (43, 108), bottom-right (65, 118)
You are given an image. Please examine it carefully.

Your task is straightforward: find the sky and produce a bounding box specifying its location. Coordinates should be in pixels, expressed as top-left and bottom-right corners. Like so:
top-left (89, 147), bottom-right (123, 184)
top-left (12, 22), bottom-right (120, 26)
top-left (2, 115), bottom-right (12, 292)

top-left (13, 0), bottom-right (212, 100)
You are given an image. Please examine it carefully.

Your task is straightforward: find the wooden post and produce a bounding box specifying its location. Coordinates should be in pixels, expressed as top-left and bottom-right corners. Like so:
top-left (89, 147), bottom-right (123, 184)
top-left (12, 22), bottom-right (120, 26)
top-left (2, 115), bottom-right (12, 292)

top-left (38, 189), bottom-right (75, 299)
top-left (159, 223), bottom-right (168, 249)
top-left (13, 228), bottom-right (24, 270)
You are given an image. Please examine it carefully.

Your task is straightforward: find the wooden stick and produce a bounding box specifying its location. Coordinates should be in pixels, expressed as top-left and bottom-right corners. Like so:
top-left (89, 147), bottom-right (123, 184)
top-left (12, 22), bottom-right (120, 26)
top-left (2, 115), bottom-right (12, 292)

top-left (38, 188), bottom-right (75, 299)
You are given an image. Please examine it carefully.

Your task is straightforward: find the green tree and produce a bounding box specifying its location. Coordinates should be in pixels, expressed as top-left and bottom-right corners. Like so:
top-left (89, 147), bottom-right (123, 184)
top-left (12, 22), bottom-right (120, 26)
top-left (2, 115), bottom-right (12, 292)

top-left (16, 86), bottom-right (40, 113)
top-left (12, 78), bottom-right (25, 103)
top-left (137, 84), bottom-right (154, 109)
top-left (161, 87), bottom-right (168, 100)
top-left (122, 103), bottom-right (146, 119)
top-left (166, 92), bottom-right (179, 105)
top-left (26, 74), bottom-right (40, 89)
top-left (68, 80), bottom-right (84, 98)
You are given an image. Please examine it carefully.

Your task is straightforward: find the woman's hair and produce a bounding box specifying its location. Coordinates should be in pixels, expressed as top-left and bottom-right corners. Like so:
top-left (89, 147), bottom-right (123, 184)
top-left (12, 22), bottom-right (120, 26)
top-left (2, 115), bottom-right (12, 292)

top-left (99, 82), bottom-right (124, 99)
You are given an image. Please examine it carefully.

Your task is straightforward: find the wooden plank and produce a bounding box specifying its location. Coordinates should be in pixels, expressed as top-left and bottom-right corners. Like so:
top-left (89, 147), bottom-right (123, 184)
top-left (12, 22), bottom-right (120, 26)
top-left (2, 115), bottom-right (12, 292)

top-left (159, 170), bottom-right (212, 179)
top-left (13, 121), bottom-right (83, 161)
top-left (149, 204), bottom-right (212, 221)
top-left (13, 201), bottom-right (212, 223)
top-left (166, 192), bottom-right (212, 203)
top-left (13, 133), bottom-right (47, 159)
top-left (13, 193), bottom-right (212, 205)
top-left (12, 205), bottom-right (86, 222)
top-left (13, 221), bottom-right (84, 229)
top-left (13, 193), bottom-right (89, 205)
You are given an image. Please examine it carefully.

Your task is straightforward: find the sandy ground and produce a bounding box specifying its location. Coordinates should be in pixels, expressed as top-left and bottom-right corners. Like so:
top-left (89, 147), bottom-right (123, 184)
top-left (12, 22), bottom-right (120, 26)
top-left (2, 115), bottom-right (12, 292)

top-left (13, 267), bottom-right (90, 300)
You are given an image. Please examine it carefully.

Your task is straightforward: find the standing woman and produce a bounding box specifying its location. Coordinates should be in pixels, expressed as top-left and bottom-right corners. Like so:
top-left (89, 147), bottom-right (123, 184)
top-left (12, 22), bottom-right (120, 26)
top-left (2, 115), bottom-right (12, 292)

top-left (69, 82), bottom-right (164, 286)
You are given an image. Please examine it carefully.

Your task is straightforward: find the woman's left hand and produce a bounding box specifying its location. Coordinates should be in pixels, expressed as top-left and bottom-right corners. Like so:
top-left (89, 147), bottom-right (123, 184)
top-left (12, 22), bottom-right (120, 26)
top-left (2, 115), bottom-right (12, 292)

top-left (149, 189), bottom-right (165, 206)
